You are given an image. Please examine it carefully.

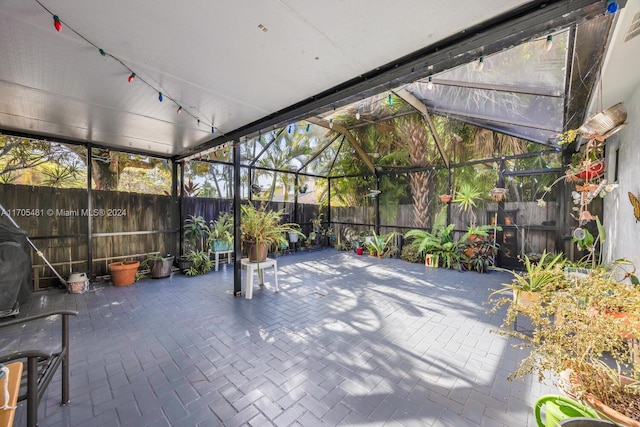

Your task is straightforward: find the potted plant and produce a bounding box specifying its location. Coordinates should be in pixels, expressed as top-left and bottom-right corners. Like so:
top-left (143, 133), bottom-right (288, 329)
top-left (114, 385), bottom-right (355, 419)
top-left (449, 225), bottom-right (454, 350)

top-left (141, 253), bottom-right (175, 279)
top-left (108, 260), bottom-right (140, 286)
top-left (364, 231), bottom-right (397, 258)
top-left (240, 203), bottom-right (303, 262)
top-left (488, 263), bottom-right (640, 425)
top-left (490, 251), bottom-right (566, 307)
top-left (207, 212), bottom-right (234, 252)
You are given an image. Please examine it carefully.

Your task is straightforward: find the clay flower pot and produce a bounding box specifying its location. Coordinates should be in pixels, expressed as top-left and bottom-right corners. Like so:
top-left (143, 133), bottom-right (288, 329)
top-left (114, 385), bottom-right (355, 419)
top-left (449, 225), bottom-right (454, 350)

top-left (438, 194), bottom-right (452, 203)
top-left (108, 261), bottom-right (140, 287)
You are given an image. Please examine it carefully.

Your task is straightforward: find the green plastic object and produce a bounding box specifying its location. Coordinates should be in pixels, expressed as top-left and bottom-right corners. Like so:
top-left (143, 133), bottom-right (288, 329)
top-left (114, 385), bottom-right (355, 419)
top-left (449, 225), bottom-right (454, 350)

top-left (534, 395), bottom-right (599, 427)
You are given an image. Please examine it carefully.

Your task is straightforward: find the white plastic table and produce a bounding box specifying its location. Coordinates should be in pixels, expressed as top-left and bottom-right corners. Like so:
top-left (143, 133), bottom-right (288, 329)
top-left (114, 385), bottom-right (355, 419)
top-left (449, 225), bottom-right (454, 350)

top-left (240, 257), bottom-right (279, 299)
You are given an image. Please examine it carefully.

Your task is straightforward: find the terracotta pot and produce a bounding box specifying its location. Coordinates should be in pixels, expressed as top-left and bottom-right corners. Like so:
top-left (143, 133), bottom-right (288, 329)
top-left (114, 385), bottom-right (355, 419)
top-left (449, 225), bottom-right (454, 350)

top-left (560, 369), bottom-right (640, 426)
top-left (246, 241), bottom-right (268, 262)
top-left (108, 261), bottom-right (140, 286)
top-left (438, 194), bottom-right (452, 203)
top-left (513, 289), bottom-right (541, 308)
top-left (584, 389), bottom-right (640, 427)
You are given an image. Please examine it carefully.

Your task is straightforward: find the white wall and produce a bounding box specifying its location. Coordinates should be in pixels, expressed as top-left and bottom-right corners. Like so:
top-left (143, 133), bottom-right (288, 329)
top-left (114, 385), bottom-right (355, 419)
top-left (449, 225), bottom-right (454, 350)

top-left (603, 85), bottom-right (640, 269)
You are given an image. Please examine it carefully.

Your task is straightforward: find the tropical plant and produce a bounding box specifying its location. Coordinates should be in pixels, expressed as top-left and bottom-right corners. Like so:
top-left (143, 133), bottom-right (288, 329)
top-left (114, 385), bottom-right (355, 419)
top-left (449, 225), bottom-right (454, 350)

top-left (184, 250), bottom-right (213, 276)
top-left (240, 203), bottom-right (304, 253)
top-left (492, 251), bottom-right (566, 294)
top-left (183, 215), bottom-right (210, 252)
top-left (364, 231), bottom-right (398, 257)
top-left (453, 183), bottom-right (485, 225)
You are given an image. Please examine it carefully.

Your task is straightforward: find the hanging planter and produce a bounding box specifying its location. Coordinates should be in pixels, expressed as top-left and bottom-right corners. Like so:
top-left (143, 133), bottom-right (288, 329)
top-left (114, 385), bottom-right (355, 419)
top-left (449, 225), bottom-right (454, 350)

top-left (438, 194), bottom-right (452, 203)
top-left (575, 160), bottom-right (605, 180)
top-left (489, 187), bottom-right (507, 202)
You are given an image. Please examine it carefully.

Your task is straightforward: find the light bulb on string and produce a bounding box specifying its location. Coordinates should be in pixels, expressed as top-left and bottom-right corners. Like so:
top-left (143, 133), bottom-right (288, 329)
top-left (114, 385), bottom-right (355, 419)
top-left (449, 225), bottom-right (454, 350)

top-left (98, 48), bottom-right (106, 57)
top-left (355, 109), bottom-right (360, 120)
top-left (53, 15), bottom-right (62, 32)
top-left (158, 92), bottom-right (163, 102)
top-left (288, 124), bottom-right (292, 134)
top-left (388, 94), bottom-right (393, 105)
top-left (211, 127), bottom-right (215, 134)
top-left (544, 35), bottom-right (553, 51)
top-left (306, 123), bottom-right (311, 132)
top-left (197, 119), bottom-right (200, 126)
top-left (427, 76), bottom-right (434, 90)
top-left (176, 106), bottom-right (182, 115)
top-left (329, 119), bottom-right (334, 129)
top-left (476, 56), bottom-right (484, 72)
top-left (606, 0), bottom-right (619, 14)
top-left (128, 73), bottom-right (136, 83)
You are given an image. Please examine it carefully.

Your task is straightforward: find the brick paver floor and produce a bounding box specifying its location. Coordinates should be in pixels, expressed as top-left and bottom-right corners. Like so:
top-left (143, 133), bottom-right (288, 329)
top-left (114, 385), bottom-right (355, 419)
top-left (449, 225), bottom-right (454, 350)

top-left (1, 249), bottom-right (556, 426)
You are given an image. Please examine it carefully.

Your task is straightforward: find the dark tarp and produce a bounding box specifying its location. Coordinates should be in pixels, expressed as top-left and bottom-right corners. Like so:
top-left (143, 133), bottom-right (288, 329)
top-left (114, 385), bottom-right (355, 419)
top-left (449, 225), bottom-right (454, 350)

top-left (0, 220), bottom-right (32, 314)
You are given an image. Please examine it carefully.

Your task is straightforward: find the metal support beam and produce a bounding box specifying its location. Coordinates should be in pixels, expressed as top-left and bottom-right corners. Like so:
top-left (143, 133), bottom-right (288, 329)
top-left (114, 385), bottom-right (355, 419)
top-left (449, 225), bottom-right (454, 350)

top-left (171, 160), bottom-right (179, 257)
top-left (86, 144), bottom-right (93, 279)
top-left (393, 88), bottom-right (450, 168)
top-left (233, 141), bottom-right (242, 297)
top-left (305, 117), bottom-right (376, 174)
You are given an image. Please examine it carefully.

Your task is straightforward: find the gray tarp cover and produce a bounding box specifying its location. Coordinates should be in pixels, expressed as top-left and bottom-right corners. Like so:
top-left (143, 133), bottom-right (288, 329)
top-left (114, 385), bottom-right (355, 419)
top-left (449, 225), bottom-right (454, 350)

top-left (0, 220), bottom-right (32, 312)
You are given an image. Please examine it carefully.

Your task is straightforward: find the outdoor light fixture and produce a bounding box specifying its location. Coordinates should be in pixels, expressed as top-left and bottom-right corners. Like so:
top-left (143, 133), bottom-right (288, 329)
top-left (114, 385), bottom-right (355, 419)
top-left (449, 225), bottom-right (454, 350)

top-left (176, 106), bottom-right (182, 114)
top-left (606, 0), bottom-right (619, 14)
top-left (476, 56), bottom-right (485, 72)
top-left (329, 118), bottom-right (334, 129)
top-left (53, 15), bottom-right (62, 32)
top-left (388, 94), bottom-right (393, 105)
top-left (545, 35), bottom-right (553, 51)
top-left (427, 76), bottom-right (434, 90)
top-left (306, 123), bottom-right (311, 132)
top-left (158, 92), bottom-right (163, 102)
top-left (211, 127), bottom-right (215, 134)
top-left (288, 124), bottom-right (292, 134)
top-left (128, 73), bottom-right (136, 83)
top-left (355, 109), bottom-right (360, 120)
top-left (99, 48), bottom-right (106, 57)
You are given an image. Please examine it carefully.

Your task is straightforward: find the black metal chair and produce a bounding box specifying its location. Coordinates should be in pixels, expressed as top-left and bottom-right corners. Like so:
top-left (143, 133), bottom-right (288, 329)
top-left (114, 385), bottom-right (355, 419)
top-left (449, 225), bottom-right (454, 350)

top-left (0, 310), bottom-right (78, 427)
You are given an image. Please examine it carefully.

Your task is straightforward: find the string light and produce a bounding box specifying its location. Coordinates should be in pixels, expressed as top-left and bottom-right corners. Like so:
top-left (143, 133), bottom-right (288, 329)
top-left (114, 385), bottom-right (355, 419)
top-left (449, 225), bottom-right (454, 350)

top-left (329, 118), bottom-right (334, 129)
top-left (53, 15), bottom-right (62, 32)
top-left (427, 76), bottom-right (434, 90)
top-left (388, 94), bottom-right (393, 105)
top-left (211, 127), bottom-right (215, 134)
top-left (355, 108), bottom-right (360, 120)
top-left (36, 3), bottom-right (220, 135)
top-left (288, 124), bottom-right (292, 134)
top-left (197, 119), bottom-right (200, 126)
top-left (544, 35), bottom-right (553, 52)
top-left (606, 0), bottom-right (619, 13)
top-left (306, 123), bottom-right (311, 132)
top-left (476, 56), bottom-right (484, 72)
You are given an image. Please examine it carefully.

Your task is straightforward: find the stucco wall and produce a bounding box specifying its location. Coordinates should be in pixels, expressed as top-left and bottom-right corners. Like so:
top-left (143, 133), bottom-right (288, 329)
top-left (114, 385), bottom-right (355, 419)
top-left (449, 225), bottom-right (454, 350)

top-left (603, 85), bottom-right (640, 269)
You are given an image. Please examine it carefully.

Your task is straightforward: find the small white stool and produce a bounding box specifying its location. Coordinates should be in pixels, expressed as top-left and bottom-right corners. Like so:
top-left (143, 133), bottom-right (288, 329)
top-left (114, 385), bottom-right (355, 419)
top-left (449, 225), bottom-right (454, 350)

top-left (210, 250), bottom-right (233, 271)
top-left (240, 257), bottom-right (279, 299)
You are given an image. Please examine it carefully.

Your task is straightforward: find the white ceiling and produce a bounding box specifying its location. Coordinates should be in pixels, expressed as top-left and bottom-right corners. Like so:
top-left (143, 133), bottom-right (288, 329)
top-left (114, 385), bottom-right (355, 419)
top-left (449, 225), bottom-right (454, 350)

top-left (0, 0), bottom-right (635, 158)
